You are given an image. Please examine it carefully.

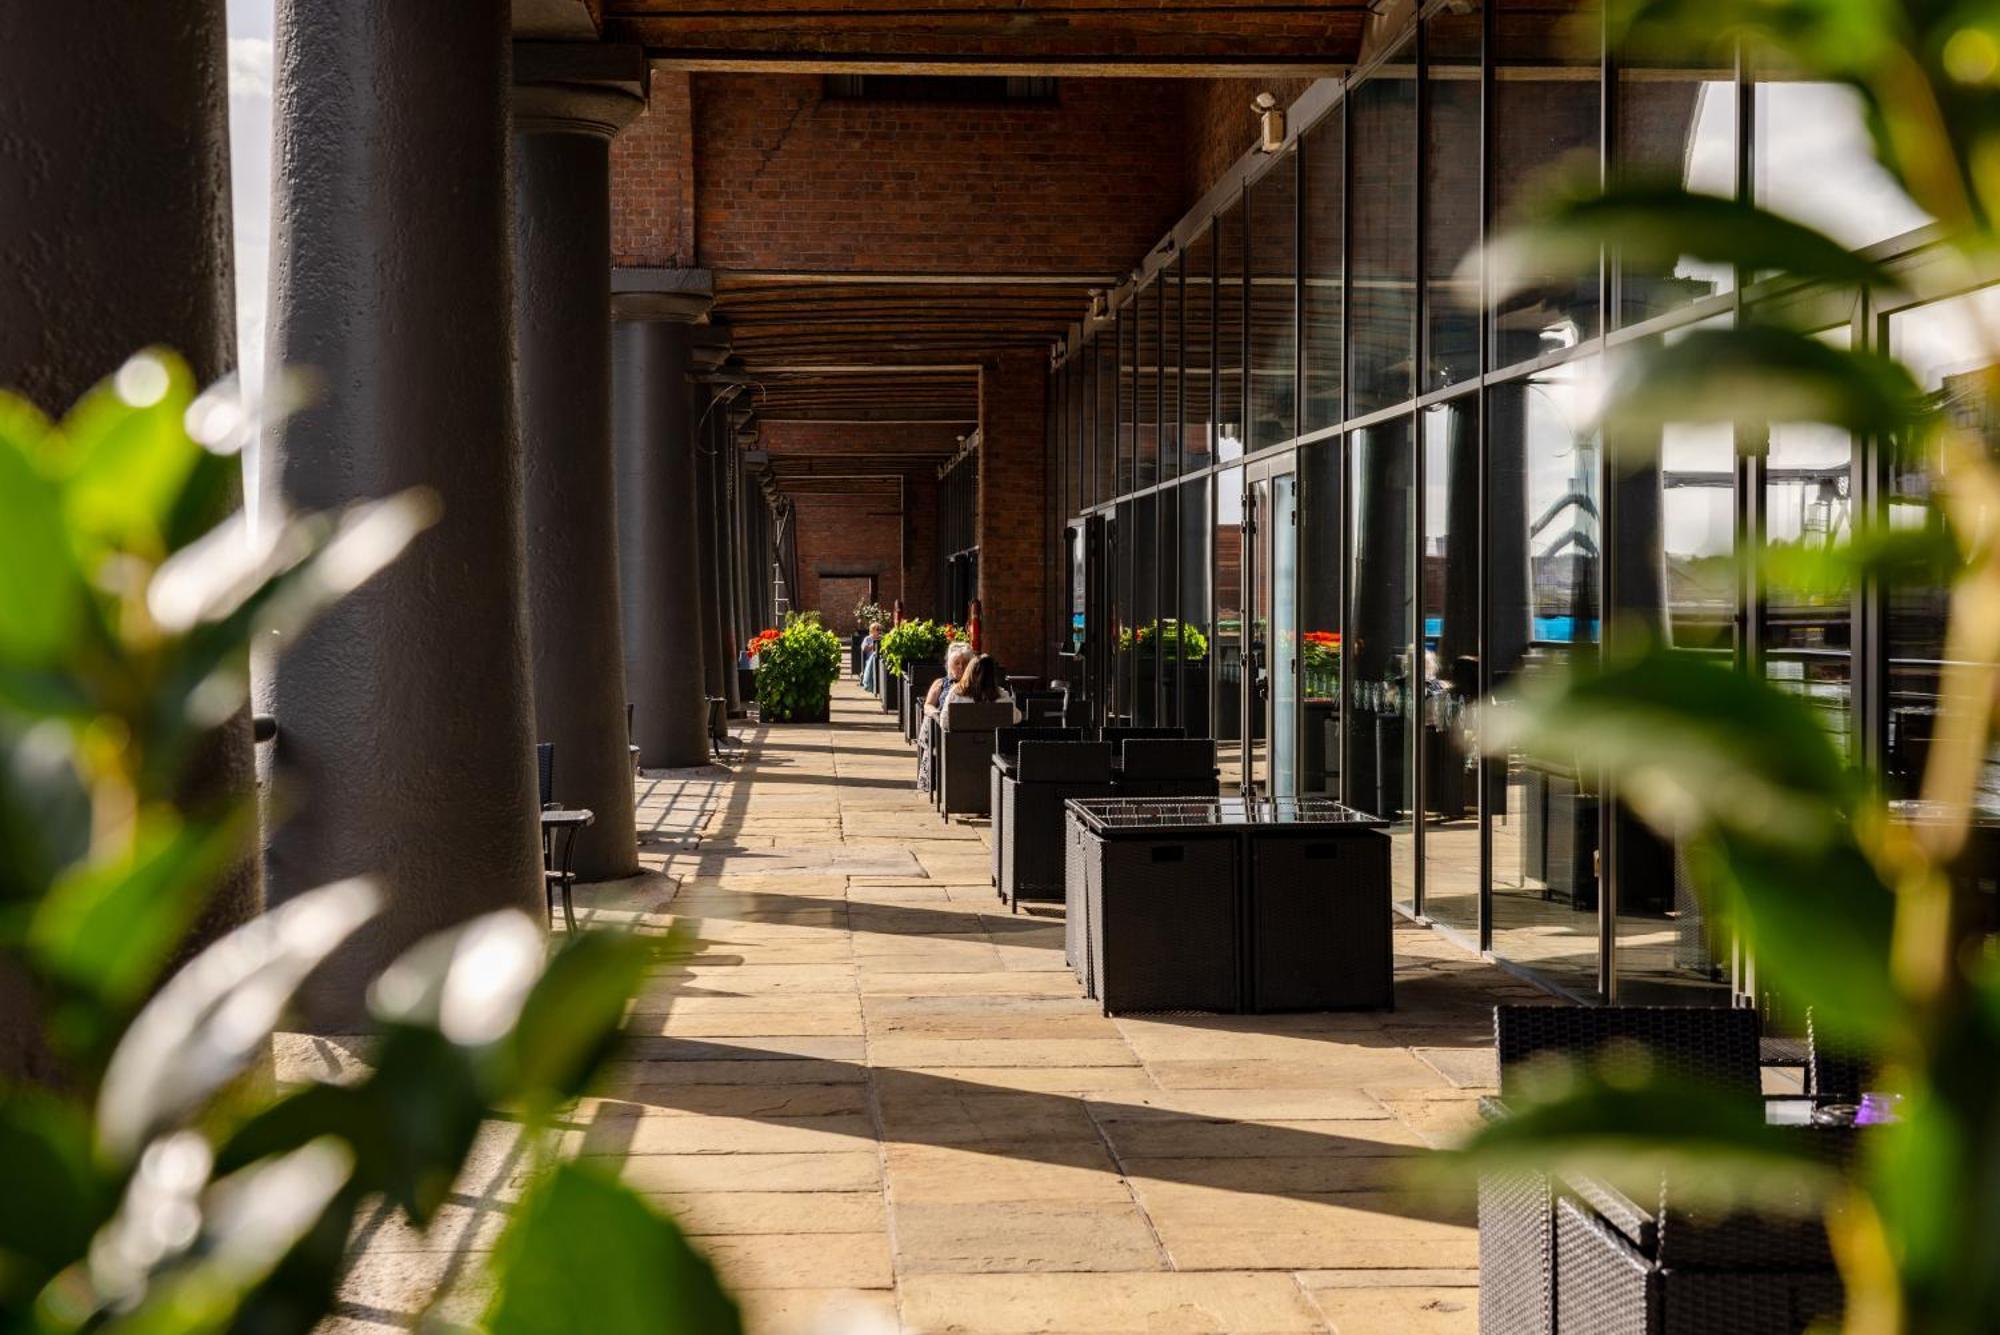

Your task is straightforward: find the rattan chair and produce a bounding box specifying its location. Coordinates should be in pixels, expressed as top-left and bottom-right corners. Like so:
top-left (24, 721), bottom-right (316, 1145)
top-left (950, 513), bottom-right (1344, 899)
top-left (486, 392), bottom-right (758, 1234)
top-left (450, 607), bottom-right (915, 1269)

top-left (999, 740), bottom-right (1112, 909)
top-left (1110, 737), bottom-right (1218, 799)
top-left (937, 700), bottom-right (1015, 816)
top-left (990, 726), bottom-right (1085, 888)
top-left (1478, 1005), bottom-right (1763, 1335)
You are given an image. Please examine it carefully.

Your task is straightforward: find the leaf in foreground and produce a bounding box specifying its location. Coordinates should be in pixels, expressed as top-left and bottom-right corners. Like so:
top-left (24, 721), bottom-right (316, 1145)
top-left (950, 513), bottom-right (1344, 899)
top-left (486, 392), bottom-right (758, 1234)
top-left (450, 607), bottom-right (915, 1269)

top-left (485, 1162), bottom-right (741, 1335)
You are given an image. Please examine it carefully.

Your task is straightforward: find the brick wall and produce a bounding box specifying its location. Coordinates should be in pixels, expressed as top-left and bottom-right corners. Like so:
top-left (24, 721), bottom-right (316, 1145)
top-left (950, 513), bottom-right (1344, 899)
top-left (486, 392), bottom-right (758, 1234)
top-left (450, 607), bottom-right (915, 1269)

top-left (791, 492), bottom-right (905, 625)
top-left (691, 74), bottom-right (1188, 273)
top-left (1182, 77), bottom-right (1317, 203)
top-left (977, 350), bottom-right (1049, 676)
top-left (611, 69), bottom-right (695, 267)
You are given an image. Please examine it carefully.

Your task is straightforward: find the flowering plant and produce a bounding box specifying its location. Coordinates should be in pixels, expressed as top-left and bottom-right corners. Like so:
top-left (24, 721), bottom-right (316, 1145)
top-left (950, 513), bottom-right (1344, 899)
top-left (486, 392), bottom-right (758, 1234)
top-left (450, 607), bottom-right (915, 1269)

top-left (746, 627), bottom-right (781, 659)
top-left (1301, 630), bottom-right (1340, 699)
top-left (1115, 619), bottom-right (1209, 661)
top-left (754, 616), bottom-right (841, 721)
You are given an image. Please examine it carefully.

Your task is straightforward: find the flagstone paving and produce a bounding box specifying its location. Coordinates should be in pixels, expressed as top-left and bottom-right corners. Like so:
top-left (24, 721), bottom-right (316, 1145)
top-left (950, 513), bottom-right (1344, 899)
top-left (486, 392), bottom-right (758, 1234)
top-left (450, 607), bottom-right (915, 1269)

top-left (310, 677), bottom-right (1547, 1334)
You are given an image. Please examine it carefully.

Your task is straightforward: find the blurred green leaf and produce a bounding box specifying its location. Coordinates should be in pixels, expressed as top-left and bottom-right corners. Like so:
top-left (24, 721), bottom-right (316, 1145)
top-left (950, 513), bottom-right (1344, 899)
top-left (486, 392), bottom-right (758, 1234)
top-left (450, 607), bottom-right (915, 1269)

top-left (485, 1162), bottom-right (741, 1335)
top-left (1482, 182), bottom-right (1889, 306)
top-left (1449, 1082), bottom-right (1837, 1215)
top-left (1763, 520), bottom-right (1962, 598)
top-left (0, 394), bottom-right (87, 667)
top-left (1482, 643), bottom-right (1862, 843)
top-left (1605, 327), bottom-right (1931, 438)
top-left (95, 880), bottom-right (379, 1162)
top-left (28, 809), bottom-right (252, 1012)
top-left (0, 1091), bottom-right (104, 1303)
top-left (55, 351), bottom-right (201, 559)
top-left (362, 1025), bottom-right (491, 1223)
top-left (500, 930), bottom-right (658, 1113)
top-left (0, 723), bottom-right (92, 907)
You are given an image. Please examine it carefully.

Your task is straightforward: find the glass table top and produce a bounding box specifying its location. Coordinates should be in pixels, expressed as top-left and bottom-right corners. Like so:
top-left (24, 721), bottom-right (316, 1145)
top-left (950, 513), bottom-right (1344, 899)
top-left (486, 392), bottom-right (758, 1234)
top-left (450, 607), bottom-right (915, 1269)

top-left (1066, 797), bottom-right (1388, 832)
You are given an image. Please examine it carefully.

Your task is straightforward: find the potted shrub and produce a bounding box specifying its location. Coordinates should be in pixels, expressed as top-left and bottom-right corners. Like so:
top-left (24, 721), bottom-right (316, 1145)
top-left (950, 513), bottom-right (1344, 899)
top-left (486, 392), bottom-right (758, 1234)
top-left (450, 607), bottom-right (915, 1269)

top-left (754, 613), bottom-right (841, 723)
top-left (880, 618), bottom-right (951, 727)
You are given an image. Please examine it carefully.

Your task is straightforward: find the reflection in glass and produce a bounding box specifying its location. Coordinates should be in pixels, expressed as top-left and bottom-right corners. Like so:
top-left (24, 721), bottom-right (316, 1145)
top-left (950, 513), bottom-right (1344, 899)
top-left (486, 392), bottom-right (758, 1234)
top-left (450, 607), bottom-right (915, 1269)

top-left (1216, 198), bottom-right (1246, 461)
top-left (1160, 255), bottom-right (1183, 483)
top-left (1347, 418), bottom-right (1416, 908)
top-left (1248, 150), bottom-right (1298, 451)
top-left (1215, 466), bottom-right (1246, 789)
top-left (1492, 0), bottom-right (1601, 363)
top-left (1349, 38), bottom-right (1417, 415)
top-left (1300, 436), bottom-right (1343, 795)
top-left (1158, 485), bottom-right (1182, 725)
top-left (1756, 74), bottom-right (1930, 253)
top-left (1113, 499), bottom-right (1135, 723)
top-left (1423, 395), bottom-right (1480, 934)
top-left (1488, 360), bottom-right (1603, 992)
top-left (1117, 304), bottom-right (1135, 496)
top-left (1249, 474), bottom-right (1272, 788)
top-left (1132, 493), bottom-right (1158, 725)
top-left (1095, 320), bottom-right (1116, 503)
top-left (1766, 330), bottom-right (1855, 753)
top-left (1184, 226), bottom-right (1215, 473)
top-left (1424, 2), bottom-right (1481, 390)
top-left (1888, 288), bottom-right (2000, 814)
top-left (1270, 471), bottom-right (1300, 797)
top-left (1302, 106), bottom-right (1343, 433)
top-left (1137, 282), bottom-right (1159, 488)
top-left (1180, 477), bottom-right (1213, 739)
top-left (1617, 46), bottom-right (1735, 322)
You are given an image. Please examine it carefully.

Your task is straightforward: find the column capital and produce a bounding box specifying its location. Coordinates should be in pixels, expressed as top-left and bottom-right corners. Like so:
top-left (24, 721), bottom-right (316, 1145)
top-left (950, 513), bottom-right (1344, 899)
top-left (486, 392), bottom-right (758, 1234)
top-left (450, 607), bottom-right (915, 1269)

top-left (611, 266), bottom-right (714, 323)
top-left (513, 42), bottom-right (647, 138)
top-left (689, 325), bottom-right (733, 373)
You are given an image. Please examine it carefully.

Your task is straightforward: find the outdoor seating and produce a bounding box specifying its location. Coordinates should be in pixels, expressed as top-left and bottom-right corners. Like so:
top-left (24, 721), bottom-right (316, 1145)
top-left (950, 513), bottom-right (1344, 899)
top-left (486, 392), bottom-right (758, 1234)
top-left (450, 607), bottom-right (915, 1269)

top-left (1064, 797), bottom-right (1390, 1013)
top-left (1019, 689), bottom-right (1067, 723)
top-left (535, 742), bottom-right (595, 933)
top-left (1110, 737), bottom-right (1218, 799)
top-left (998, 739), bottom-right (1110, 909)
top-left (937, 700), bottom-right (1015, 816)
top-left (990, 726), bottom-right (1085, 890)
top-left (1477, 1005), bottom-right (1764, 1335)
top-left (901, 660), bottom-right (946, 742)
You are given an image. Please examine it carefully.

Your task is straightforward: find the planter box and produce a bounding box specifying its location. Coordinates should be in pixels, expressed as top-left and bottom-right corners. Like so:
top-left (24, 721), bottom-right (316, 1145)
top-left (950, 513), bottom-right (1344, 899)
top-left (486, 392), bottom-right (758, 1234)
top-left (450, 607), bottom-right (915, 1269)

top-left (901, 660), bottom-right (945, 743)
top-left (878, 667), bottom-right (898, 712)
top-left (764, 698), bottom-right (830, 724)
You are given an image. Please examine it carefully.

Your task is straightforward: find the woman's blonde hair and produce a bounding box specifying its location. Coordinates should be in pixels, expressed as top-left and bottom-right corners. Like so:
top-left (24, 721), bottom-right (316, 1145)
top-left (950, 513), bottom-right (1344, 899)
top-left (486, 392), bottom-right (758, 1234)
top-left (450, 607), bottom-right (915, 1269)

top-left (944, 641), bottom-right (974, 677)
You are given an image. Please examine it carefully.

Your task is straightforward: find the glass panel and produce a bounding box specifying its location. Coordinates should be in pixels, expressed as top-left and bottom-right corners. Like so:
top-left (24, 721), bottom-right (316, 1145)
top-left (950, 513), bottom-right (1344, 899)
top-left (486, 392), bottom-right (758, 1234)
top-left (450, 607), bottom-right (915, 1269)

top-left (1113, 500), bottom-right (1135, 722)
top-left (1158, 485), bottom-right (1182, 725)
top-left (1488, 358), bottom-right (1604, 994)
top-left (1180, 476), bottom-right (1214, 739)
top-left (1616, 40), bottom-right (1735, 323)
top-left (1347, 416), bottom-right (1416, 909)
top-left (1133, 492), bottom-right (1159, 726)
top-left (1303, 105), bottom-right (1344, 434)
top-left (1766, 329), bottom-right (1856, 755)
top-left (1270, 471), bottom-right (1300, 796)
top-left (1160, 255), bottom-right (1182, 482)
top-left (1136, 284), bottom-right (1159, 489)
top-left (1095, 327), bottom-right (1116, 504)
top-left (1216, 465), bottom-right (1247, 789)
top-left (1349, 38), bottom-right (1418, 415)
top-left (1755, 70), bottom-right (1929, 254)
top-left (1216, 197), bottom-right (1247, 461)
top-left (1184, 226), bottom-right (1216, 473)
top-left (1423, 395), bottom-right (1481, 934)
top-left (1492, 0), bottom-right (1602, 365)
top-left (1070, 523), bottom-right (1087, 655)
top-left (1424, 1), bottom-right (1482, 392)
top-left (1117, 304), bottom-right (1135, 496)
top-left (1248, 150), bottom-right (1298, 451)
top-left (1301, 436), bottom-right (1343, 795)
top-left (1249, 474), bottom-right (1272, 788)
top-left (1887, 288), bottom-right (2000, 814)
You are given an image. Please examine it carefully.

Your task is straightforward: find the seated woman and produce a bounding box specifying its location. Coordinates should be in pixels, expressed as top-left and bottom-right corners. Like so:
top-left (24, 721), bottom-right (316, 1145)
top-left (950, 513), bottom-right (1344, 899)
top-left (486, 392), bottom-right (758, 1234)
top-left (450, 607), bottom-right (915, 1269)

top-left (915, 641), bottom-right (973, 795)
top-left (858, 620), bottom-right (884, 692)
top-left (953, 653), bottom-right (1014, 711)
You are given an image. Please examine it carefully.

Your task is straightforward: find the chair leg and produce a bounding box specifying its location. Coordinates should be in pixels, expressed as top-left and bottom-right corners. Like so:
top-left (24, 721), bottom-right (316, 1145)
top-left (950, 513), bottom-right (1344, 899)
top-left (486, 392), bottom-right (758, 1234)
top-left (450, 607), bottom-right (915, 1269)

top-left (561, 879), bottom-right (577, 934)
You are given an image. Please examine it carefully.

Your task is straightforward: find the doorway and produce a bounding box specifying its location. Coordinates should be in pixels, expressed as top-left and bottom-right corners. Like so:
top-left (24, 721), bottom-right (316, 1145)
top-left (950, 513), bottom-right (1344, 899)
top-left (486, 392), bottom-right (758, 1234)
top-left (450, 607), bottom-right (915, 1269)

top-left (1243, 458), bottom-right (1299, 796)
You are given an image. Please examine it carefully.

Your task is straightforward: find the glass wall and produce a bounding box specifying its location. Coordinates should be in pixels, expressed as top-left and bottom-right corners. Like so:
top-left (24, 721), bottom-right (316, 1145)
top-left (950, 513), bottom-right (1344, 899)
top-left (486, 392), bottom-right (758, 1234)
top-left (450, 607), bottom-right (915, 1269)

top-left (1047, 0), bottom-right (1954, 998)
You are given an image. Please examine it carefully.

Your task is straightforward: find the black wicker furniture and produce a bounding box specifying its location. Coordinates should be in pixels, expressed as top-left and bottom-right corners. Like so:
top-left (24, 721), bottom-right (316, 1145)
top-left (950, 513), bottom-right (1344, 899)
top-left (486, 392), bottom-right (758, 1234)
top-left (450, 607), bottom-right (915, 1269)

top-left (999, 739), bottom-right (1113, 909)
top-left (938, 700), bottom-right (1015, 816)
top-left (901, 660), bottom-right (946, 742)
top-left (1111, 737), bottom-right (1220, 799)
top-left (1477, 1004), bottom-right (1764, 1335)
top-left (990, 726), bottom-right (1086, 889)
top-left (1064, 797), bottom-right (1390, 1014)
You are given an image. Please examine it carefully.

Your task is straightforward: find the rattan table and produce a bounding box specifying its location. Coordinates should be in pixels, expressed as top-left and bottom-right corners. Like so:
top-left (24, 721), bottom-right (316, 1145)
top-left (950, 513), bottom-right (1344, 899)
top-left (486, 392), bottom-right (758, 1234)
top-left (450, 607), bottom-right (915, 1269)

top-left (1063, 797), bottom-right (1391, 1015)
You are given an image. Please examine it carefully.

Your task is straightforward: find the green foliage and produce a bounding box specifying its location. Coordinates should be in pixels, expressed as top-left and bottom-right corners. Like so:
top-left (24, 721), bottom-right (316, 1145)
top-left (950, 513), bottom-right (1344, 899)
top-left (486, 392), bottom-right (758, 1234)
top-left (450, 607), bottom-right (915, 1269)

top-left (754, 614), bottom-right (841, 721)
top-left (852, 600), bottom-right (890, 631)
top-left (877, 618), bottom-right (950, 677)
top-left (1115, 619), bottom-right (1210, 661)
top-left (0, 354), bottom-right (725, 1335)
top-left (1459, 6), bottom-right (2000, 1330)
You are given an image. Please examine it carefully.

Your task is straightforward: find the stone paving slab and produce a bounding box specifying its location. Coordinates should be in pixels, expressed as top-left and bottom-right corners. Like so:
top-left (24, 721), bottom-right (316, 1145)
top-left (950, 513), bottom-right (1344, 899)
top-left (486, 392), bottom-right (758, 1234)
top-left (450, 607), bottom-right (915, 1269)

top-left (326, 679), bottom-right (1528, 1333)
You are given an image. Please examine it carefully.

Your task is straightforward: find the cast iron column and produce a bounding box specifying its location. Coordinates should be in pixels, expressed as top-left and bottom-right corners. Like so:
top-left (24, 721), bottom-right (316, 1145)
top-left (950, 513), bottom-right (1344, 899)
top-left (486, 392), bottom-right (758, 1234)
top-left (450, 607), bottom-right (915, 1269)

top-left (613, 271), bottom-right (713, 767)
top-left (0, 4), bottom-right (258, 1080)
top-left (260, 0), bottom-right (542, 1027)
top-left (512, 46), bottom-right (645, 881)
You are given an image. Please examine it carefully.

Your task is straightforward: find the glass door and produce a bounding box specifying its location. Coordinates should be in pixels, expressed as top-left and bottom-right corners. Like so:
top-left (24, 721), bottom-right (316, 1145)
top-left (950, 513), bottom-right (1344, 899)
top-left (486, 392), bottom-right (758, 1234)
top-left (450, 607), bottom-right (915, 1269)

top-left (1245, 459), bottom-right (1300, 796)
